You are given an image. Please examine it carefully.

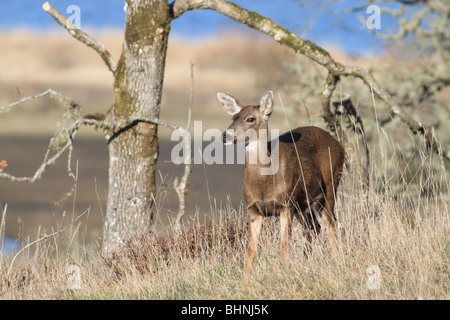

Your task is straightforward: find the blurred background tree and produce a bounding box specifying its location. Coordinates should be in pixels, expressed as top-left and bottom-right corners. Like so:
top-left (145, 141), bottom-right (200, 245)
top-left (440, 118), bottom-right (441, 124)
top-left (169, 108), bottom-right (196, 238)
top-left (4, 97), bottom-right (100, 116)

top-left (279, 0), bottom-right (449, 193)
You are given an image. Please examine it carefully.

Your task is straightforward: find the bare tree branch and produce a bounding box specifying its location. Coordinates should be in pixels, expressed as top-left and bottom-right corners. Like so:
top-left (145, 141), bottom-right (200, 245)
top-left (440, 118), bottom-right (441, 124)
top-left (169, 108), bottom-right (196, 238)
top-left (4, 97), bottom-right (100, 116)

top-left (0, 90), bottom-right (186, 184)
top-left (1, 87), bottom-right (195, 235)
top-left (171, 0), bottom-right (449, 161)
top-left (0, 139), bottom-right (73, 183)
top-left (321, 73), bottom-right (342, 137)
top-left (368, 5), bottom-right (432, 41)
top-left (173, 62), bottom-right (195, 237)
top-left (342, 65), bottom-right (448, 160)
top-left (0, 90), bottom-right (79, 184)
top-left (171, 0), bottom-right (344, 74)
top-left (0, 89), bottom-right (78, 114)
top-left (42, 2), bottom-right (117, 74)
top-left (333, 95), bottom-right (371, 190)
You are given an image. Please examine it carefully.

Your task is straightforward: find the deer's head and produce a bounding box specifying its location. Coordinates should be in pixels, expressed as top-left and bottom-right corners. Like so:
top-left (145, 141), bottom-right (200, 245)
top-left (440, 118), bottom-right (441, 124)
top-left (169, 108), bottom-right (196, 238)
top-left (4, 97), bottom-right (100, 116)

top-left (217, 91), bottom-right (274, 145)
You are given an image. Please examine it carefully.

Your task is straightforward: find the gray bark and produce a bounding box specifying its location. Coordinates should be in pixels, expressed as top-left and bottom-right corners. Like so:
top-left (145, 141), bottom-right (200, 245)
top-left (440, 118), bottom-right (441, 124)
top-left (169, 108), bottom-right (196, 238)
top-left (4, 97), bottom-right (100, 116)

top-left (102, 0), bottom-right (171, 256)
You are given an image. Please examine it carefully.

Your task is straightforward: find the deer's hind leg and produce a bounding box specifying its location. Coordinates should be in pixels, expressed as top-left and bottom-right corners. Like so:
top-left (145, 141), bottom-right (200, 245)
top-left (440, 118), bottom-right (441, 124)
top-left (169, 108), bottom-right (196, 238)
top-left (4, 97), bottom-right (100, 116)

top-left (319, 188), bottom-right (339, 247)
top-left (296, 202), bottom-right (321, 255)
top-left (299, 205), bottom-right (321, 243)
top-left (320, 153), bottom-right (343, 246)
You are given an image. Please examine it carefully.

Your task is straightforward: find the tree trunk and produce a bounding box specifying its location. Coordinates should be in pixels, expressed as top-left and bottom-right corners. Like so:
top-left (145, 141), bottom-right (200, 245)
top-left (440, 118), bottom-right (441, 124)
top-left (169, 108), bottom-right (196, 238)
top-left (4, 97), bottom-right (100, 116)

top-left (102, 0), bottom-right (171, 256)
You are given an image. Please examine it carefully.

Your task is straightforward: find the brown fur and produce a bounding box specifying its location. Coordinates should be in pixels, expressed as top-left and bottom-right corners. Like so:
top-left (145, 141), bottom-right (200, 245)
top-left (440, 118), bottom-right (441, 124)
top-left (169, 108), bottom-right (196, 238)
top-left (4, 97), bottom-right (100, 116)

top-left (218, 91), bottom-right (345, 274)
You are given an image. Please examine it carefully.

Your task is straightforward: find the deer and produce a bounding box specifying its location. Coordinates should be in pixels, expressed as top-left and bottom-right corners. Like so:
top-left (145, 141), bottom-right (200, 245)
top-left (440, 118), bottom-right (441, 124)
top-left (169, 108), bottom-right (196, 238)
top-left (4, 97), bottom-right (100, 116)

top-left (217, 91), bottom-right (345, 274)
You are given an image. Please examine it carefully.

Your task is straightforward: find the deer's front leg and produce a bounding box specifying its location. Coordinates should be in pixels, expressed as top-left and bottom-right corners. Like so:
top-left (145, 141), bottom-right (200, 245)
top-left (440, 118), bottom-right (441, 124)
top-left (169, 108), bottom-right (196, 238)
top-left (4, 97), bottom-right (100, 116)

top-left (280, 207), bottom-right (294, 263)
top-left (246, 208), bottom-right (263, 275)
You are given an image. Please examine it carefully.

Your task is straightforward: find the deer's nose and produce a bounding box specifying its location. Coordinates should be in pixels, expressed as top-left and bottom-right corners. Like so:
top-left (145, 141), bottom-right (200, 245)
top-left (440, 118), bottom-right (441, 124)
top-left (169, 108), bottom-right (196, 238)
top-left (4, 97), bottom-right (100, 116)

top-left (222, 131), bottom-right (234, 145)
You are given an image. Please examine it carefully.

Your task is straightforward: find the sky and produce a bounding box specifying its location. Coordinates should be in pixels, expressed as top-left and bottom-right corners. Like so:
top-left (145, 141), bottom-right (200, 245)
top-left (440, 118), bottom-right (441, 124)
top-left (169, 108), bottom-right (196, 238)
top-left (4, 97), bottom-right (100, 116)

top-left (0, 0), bottom-right (416, 55)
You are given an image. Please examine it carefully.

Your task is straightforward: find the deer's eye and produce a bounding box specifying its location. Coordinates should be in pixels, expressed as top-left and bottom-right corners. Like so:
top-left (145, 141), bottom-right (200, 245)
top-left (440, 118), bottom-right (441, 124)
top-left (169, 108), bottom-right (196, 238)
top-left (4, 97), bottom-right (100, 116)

top-left (246, 117), bottom-right (256, 123)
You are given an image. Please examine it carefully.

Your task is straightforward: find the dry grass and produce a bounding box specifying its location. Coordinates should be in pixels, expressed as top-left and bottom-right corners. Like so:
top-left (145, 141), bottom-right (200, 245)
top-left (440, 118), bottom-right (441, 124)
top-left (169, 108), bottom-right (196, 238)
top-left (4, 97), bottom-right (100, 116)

top-left (1, 143), bottom-right (448, 300)
top-left (0, 31), bottom-right (449, 300)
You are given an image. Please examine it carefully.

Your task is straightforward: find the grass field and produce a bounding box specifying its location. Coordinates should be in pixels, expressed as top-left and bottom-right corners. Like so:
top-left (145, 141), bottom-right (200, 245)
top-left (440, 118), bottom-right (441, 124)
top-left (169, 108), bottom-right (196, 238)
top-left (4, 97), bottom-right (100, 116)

top-left (1, 153), bottom-right (448, 299)
top-left (0, 31), bottom-right (449, 300)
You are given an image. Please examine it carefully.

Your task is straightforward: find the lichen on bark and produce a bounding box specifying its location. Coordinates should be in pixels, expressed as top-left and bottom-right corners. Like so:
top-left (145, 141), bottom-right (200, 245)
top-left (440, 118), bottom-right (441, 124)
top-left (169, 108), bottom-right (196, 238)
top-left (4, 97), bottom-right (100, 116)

top-left (102, 0), bottom-right (172, 256)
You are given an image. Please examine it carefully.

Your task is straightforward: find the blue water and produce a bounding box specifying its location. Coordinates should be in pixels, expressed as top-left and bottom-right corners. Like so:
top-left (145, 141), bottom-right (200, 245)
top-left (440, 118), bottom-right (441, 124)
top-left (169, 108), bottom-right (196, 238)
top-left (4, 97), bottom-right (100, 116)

top-left (1, 237), bottom-right (21, 255)
top-left (0, 1), bottom-right (414, 54)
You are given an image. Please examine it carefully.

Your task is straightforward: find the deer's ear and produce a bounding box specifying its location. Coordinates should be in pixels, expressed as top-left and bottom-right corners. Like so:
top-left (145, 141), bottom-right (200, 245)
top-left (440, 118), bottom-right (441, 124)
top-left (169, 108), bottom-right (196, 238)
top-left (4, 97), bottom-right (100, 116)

top-left (217, 93), bottom-right (242, 115)
top-left (259, 91), bottom-right (273, 119)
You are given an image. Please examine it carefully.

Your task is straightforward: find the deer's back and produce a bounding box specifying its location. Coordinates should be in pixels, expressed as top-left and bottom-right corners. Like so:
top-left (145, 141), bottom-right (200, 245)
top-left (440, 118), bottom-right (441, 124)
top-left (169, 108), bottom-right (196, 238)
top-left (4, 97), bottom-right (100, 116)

top-left (279, 126), bottom-right (344, 163)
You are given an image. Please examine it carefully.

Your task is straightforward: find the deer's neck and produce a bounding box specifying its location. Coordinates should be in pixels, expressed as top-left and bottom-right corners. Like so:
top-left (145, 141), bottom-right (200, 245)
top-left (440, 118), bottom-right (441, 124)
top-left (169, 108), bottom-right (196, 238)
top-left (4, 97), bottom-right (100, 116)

top-left (245, 128), bottom-right (271, 166)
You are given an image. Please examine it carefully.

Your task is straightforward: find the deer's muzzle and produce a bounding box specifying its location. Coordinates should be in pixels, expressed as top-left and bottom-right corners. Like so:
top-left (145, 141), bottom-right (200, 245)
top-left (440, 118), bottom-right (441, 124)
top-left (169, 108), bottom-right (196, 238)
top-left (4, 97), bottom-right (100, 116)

top-left (222, 130), bottom-right (236, 145)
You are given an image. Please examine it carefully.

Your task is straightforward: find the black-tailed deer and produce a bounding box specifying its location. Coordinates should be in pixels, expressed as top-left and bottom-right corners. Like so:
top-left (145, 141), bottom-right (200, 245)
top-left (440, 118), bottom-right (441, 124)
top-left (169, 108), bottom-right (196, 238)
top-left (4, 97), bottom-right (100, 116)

top-left (217, 91), bottom-right (345, 274)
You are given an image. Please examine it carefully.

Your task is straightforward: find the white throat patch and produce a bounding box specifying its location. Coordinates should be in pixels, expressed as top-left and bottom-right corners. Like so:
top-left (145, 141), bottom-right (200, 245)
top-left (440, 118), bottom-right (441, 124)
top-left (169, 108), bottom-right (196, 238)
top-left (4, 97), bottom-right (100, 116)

top-left (246, 140), bottom-right (259, 153)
